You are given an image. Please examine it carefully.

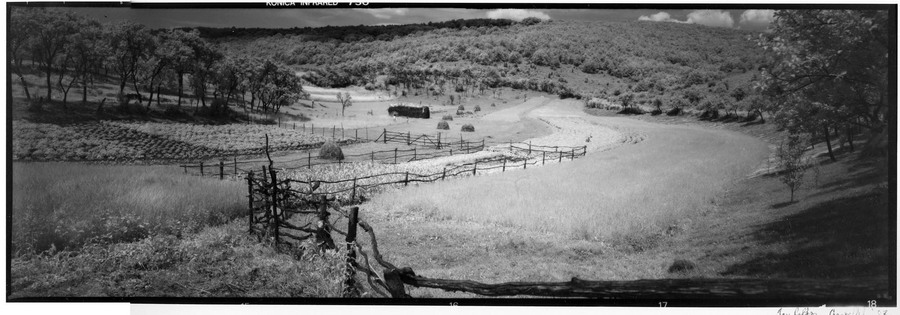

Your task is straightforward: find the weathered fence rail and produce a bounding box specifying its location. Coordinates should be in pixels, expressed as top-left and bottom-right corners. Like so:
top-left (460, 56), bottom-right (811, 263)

top-left (245, 167), bottom-right (893, 302)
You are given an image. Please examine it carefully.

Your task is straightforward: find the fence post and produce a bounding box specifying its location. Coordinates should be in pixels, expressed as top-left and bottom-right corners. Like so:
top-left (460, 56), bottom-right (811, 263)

top-left (482, 138), bottom-right (485, 150)
top-left (583, 145), bottom-right (587, 156)
top-left (450, 149), bottom-right (453, 156)
top-left (542, 151), bottom-right (546, 165)
top-left (200, 161), bottom-right (204, 176)
top-left (343, 206), bottom-right (360, 298)
top-left (571, 148), bottom-right (575, 160)
top-left (351, 178), bottom-right (358, 203)
top-left (528, 141), bottom-right (532, 155)
top-left (247, 171), bottom-right (254, 234)
top-left (332, 125), bottom-right (336, 139)
top-left (383, 129), bottom-right (387, 144)
top-left (523, 158), bottom-right (527, 170)
top-left (342, 126), bottom-right (344, 139)
top-left (355, 129), bottom-right (358, 140)
top-left (269, 168), bottom-right (279, 248)
top-left (502, 159), bottom-right (506, 172)
top-left (442, 167), bottom-right (446, 180)
top-left (407, 131), bottom-right (411, 145)
top-left (413, 148), bottom-right (417, 161)
top-left (183, 165), bottom-right (187, 174)
top-left (559, 151), bottom-right (563, 163)
top-left (234, 156), bottom-right (238, 175)
top-left (219, 161), bottom-right (224, 180)
top-left (404, 171), bottom-right (409, 186)
top-left (437, 132), bottom-right (441, 149)
top-left (316, 195), bottom-right (335, 250)
top-left (365, 127), bottom-right (369, 141)
top-left (473, 161), bottom-right (477, 176)
top-left (394, 148), bottom-right (398, 164)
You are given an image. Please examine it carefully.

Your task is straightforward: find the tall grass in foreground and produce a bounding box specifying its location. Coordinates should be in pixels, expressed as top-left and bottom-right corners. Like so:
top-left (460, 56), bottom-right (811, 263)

top-left (369, 124), bottom-right (770, 249)
top-left (12, 162), bottom-right (245, 255)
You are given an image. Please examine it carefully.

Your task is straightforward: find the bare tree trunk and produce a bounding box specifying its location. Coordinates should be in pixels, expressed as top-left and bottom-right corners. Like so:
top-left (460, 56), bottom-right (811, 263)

top-left (846, 125), bottom-right (855, 152)
top-left (177, 73), bottom-right (184, 108)
top-left (823, 125), bottom-right (836, 162)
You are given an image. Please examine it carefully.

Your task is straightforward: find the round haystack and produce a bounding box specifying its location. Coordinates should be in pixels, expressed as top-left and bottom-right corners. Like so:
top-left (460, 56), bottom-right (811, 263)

top-left (461, 124), bottom-right (475, 132)
top-left (437, 121), bottom-right (450, 130)
top-left (319, 141), bottom-right (344, 160)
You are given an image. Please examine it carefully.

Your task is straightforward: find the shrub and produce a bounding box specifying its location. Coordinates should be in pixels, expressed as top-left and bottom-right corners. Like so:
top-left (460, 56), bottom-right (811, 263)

top-left (437, 121), bottom-right (450, 130)
top-left (491, 103), bottom-right (496, 107)
top-left (618, 107), bottom-right (645, 115)
top-left (474, 105), bottom-right (481, 112)
top-left (666, 108), bottom-right (682, 116)
top-left (461, 124), bottom-right (475, 132)
top-left (651, 109), bottom-right (662, 116)
top-left (457, 105), bottom-right (465, 111)
top-left (319, 142), bottom-right (344, 160)
top-left (668, 259), bottom-right (697, 274)
top-left (442, 115), bottom-right (453, 121)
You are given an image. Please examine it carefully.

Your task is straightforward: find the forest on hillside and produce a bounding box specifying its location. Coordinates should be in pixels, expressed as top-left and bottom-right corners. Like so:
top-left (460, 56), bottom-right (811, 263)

top-left (213, 18), bottom-right (770, 108)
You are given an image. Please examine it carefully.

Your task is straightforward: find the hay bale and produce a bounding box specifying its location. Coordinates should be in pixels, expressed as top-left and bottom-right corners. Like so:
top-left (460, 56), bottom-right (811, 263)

top-left (474, 105), bottom-right (482, 112)
top-left (667, 259), bottom-right (696, 274)
top-left (319, 141), bottom-right (344, 160)
top-left (461, 124), bottom-right (475, 132)
top-left (442, 115), bottom-right (453, 121)
top-left (457, 105), bottom-right (465, 111)
top-left (437, 121), bottom-right (450, 130)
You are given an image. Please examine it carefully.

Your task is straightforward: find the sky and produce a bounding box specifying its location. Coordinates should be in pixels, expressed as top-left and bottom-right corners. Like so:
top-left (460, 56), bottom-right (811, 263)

top-left (52, 4), bottom-right (777, 32)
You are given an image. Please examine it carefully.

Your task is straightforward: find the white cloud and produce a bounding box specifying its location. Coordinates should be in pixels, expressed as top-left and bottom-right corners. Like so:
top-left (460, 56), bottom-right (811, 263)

top-left (356, 8), bottom-right (409, 19)
top-left (738, 9), bottom-right (775, 30)
top-left (637, 10), bottom-right (735, 28)
top-left (486, 9), bottom-right (550, 21)
top-left (638, 12), bottom-right (684, 23)
top-left (686, 10), bottom-right (734, 28)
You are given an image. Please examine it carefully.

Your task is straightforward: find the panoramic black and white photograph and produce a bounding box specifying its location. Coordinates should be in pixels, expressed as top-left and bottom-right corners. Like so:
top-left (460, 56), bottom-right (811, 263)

top-left (4, 1), bottom-right (897, 309)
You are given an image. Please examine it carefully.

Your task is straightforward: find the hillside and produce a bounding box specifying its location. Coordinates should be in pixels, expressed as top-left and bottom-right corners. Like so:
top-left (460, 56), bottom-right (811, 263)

top-left (214, 19), bottom-right (768, 108)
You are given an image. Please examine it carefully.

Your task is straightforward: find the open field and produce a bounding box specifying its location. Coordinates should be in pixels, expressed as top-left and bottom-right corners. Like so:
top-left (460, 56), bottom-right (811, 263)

top-left (11, 162), bottom-right (245, 254)
top-left (7, 7), bottom-right (893, 303)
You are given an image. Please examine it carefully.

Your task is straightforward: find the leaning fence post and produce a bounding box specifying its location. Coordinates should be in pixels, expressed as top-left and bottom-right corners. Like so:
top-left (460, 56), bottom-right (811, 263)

top-left (523, 158), bottom-right (527, 170)
top-left (269, 168), bottom-right (280, 247)
top-left (442, 167), bottom-right (446, 180)
top-left (343, 206), bottom-right (360, 298)
top-left (200, 161), bottom-right (204, 176)
top-left (219, 161), bottom-right (224, 180)
top-left (316, 195), bottom-right (335, 250)
top-left (247, 171), bottom-right (254, 234)
top-left (502, 159), bottom-right (506, 172)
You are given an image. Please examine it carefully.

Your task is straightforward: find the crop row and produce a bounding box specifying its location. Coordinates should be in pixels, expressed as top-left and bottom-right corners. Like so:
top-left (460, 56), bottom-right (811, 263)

top-left (12, 120), bottom-right (347, 162)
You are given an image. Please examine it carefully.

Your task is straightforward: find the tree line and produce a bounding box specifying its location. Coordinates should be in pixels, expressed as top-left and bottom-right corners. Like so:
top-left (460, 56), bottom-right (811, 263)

top-left (758, 9), bottom-right (892, 162)
top-left (8, 6), bottom-right (305, 115)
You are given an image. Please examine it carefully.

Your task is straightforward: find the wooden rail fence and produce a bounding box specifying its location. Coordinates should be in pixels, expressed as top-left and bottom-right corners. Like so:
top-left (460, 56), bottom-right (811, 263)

top-left (245, 167), bottom-right (893, 302)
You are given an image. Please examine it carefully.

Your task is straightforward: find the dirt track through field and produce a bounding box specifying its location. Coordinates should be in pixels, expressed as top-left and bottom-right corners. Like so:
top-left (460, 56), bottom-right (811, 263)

top-left (371, 97), bottom-right (771, 238)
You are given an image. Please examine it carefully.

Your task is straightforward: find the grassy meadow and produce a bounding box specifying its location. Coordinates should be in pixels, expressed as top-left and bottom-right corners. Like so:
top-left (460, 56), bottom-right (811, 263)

top-left (11, 162), bottom-right (245, 255)
top-left (368, 116), bottom-right (770, 244)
